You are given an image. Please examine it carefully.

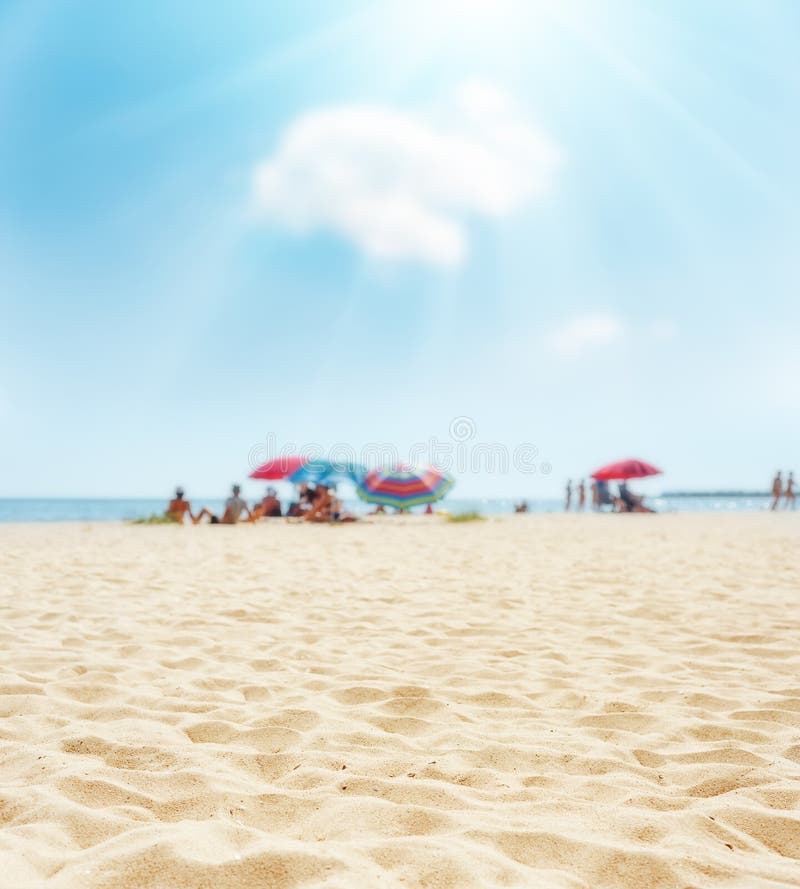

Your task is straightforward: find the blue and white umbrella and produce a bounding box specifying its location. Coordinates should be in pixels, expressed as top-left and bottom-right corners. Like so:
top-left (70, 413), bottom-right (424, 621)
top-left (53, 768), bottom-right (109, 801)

top-left (288, 460), bottom-right (367, 487)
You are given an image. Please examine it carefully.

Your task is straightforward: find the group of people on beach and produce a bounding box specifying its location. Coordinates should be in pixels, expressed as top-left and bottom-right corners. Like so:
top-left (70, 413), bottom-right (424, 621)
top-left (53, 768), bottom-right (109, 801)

top-left (563, 478), bottom-right (654, 513)
top-left (771, 471), bottom-right (795, 510)
top-left (165, 483), bottom-right (357, 525)
top-left (513, 479), bottom-right (654, 514)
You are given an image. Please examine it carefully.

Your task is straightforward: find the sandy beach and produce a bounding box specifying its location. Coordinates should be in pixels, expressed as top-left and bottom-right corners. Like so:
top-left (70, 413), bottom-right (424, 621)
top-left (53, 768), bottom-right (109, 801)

top-left (1, 514), bottom-right (799, 888)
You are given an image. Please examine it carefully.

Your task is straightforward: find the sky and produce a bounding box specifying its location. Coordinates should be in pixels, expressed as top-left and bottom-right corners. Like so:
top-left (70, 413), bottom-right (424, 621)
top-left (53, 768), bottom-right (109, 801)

top-left (1, 0), bottom-right (799, 499)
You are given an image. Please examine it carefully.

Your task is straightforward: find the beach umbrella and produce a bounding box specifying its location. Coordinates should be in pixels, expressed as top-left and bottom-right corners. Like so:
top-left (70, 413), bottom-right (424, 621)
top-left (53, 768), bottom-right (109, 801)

top-left (249, 455), bottom-right (308, 480)
top-left (357, 465), bottom-right (454, 508)
top-left (591, 459), bottom-right (662, 481)
top-left (288, 460), bottom-right (367, 487)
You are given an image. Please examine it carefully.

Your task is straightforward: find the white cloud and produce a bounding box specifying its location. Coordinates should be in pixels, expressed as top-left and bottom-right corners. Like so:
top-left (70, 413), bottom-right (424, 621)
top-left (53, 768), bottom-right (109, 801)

top-left (549, 314), bottom-right (626, 358)
top-left (252, 81), bottom-right (560, 266)
top-left (548, 314), bottom-right (681, 359)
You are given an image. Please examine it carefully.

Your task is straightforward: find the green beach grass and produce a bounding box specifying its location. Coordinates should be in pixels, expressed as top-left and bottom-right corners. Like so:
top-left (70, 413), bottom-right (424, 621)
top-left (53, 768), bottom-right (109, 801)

top-left (446, 511), bottom-right (486, 523)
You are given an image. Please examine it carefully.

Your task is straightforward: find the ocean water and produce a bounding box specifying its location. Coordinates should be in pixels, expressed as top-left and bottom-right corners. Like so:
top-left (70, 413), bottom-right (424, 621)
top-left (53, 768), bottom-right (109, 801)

top-left (0, 495), bottom-right (774, 523)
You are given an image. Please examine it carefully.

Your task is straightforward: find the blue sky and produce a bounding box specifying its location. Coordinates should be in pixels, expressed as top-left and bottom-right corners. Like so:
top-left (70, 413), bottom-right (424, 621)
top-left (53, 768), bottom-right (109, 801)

top-left (2, 0), bottom-right (799, 499)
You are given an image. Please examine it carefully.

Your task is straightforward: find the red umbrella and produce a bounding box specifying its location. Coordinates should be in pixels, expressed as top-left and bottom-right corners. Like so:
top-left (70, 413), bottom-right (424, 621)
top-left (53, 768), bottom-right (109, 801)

top-left (249, 455), bottom-right (308, 480)
top-left (591, 459), bottom-right (661, 481)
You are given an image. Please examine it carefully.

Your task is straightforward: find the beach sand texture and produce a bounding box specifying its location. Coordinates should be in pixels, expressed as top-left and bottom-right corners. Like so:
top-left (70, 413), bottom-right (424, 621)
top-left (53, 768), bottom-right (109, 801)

top-left (1, 514), bottom-right (799, 888)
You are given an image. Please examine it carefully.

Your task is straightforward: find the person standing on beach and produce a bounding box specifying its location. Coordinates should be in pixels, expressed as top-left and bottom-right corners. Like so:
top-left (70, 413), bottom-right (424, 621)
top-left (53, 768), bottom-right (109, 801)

top-left (565, 479), bottom-right (572, 512)
top-left (166, 487), bottom-right (195, 523)
top-left (577, 479), bottom-right (586, 511)
top-left (771, 471), bottom-right (783, 510)
top-left (591, 481), bottom-right (599, 511)
top-left (785, 472), bottom-right (796, 510)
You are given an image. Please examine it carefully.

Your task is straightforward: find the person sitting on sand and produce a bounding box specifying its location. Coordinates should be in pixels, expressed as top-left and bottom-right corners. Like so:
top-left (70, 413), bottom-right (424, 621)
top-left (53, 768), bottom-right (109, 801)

top-left (328, 489), bottom-right (358, 523)
top-left (249, 493), bottom-right (279, 522)
top-left (259, 487), bottom-right (282, 517)
top-left (194, 484), bottom-right (252, 524)
top-left (616, 482), bottom-right (655, 514)
top-left (165, 487), bottom-right (195, 524)
top-left (369, 504), bottom-right (386, 515)
top-left (616, 482), bottom-right (635, 512)
top-left (305, 484), bottom-right (333, 522)
top-left (596, 480), bottom-right (613, 510)
top-left (514, 500), bottom-right (529, 513)
top-left (294, 483), bottom-right (316, 517)
top-left (771, 471), bottom-right (783, 510)
top-left (286, 486), bottom-right (315, 518)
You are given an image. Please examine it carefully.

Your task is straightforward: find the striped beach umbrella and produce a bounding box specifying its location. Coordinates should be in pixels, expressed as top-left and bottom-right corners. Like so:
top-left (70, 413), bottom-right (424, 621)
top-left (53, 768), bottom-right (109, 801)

top-left (356, 465), bottom-right (454, 508)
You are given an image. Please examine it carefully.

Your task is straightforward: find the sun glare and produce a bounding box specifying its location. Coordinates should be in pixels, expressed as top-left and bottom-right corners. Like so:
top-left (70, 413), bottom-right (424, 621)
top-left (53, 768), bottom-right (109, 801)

top-left (382, 0), bottom-right (566, 60)
top-left (402, 0), bottom-right (534, 41)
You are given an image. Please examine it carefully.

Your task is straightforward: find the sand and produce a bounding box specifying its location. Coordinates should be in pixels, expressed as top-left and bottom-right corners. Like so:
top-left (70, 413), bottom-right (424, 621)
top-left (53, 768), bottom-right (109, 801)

top-left (1, 513), bottom-right (799, 888)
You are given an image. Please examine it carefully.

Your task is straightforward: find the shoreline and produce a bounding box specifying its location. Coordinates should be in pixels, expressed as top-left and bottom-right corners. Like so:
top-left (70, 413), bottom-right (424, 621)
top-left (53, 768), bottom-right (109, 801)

top-left (1, 508), bottom-right (794, 527)
top-left (0, 503), bottom-right (790, 526)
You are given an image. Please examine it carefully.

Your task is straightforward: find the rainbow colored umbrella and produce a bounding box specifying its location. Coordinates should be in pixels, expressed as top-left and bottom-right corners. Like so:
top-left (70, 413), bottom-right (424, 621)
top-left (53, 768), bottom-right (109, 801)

top-left (356, 465), bottom-right (454, 508)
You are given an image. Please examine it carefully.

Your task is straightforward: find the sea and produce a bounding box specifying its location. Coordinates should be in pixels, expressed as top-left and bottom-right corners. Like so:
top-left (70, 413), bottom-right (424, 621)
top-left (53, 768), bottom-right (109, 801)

top-left (0, 495), bottom-right (774, 523)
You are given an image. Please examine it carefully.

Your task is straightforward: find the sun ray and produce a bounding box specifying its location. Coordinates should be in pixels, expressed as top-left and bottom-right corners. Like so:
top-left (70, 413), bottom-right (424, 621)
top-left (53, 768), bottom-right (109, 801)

top-left (538, 2), bottom-right (789, 212)
top-left (85, 5), bottom-right (381, 138)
